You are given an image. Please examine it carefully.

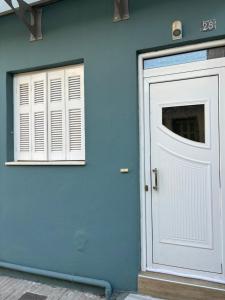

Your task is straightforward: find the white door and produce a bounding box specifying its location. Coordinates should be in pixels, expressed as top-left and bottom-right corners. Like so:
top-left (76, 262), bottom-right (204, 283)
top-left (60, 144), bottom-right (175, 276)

top-left (150, 74), bottom-right (222, 273)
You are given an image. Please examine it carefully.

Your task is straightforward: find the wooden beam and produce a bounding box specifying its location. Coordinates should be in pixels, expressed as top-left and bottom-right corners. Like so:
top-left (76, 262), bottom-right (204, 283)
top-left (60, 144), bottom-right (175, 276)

top-left (113, 0), bottom-right (130, 22)
top-left (3, 0), bottom-right (42, 40)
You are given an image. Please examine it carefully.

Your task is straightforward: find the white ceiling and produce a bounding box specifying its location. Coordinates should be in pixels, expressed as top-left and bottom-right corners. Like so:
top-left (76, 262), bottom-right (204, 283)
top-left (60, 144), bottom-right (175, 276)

top-left (0, 0), bottom-right (43, 14)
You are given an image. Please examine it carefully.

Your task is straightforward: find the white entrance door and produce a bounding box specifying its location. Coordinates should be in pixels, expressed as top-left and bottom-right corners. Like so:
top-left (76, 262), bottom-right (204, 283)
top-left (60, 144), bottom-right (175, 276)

top-left (150, 74), bottom-right (222, 273)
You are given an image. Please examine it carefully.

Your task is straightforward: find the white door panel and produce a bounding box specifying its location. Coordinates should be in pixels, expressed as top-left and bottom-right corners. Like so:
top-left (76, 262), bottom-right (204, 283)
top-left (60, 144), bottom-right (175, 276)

top-left (150, 75), bottom-right (222, 273)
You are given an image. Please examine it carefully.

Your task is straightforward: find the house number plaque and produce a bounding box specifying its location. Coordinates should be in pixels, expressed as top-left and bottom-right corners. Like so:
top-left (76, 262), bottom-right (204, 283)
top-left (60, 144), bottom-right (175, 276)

top-left (201, 19), bottom-right (216, 32)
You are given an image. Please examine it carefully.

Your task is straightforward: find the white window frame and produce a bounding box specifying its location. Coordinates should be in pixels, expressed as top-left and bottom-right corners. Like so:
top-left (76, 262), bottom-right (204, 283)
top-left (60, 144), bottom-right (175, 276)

top-left (6, 64), bottom-right (86, 166)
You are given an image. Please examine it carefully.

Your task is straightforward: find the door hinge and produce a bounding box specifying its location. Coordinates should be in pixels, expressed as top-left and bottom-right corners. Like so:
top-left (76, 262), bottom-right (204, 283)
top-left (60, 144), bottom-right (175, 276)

top-left (145, 185), bottom-right (149, 192)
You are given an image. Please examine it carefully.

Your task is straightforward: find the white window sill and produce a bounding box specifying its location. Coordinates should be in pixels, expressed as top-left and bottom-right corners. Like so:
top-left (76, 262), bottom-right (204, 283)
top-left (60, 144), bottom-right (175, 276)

top-left (5, 161), bottom-right (86, 166)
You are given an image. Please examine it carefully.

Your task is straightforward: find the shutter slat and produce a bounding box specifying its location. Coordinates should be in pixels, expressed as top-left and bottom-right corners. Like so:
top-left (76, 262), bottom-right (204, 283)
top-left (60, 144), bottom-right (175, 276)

top-left (69, 108), bottom-right (82, 151)
top-left (19, 113), bottom-right (30, 151)
top-left (65, 65), bottom-right (85, 160)
top-left (48, 70), bottom-right (66, 160)
top-left (19, 83), bottom-right (29, 105)
top-left (34, 112), bottom-right (45, 151)
top-left (15, 75), bottom-right (32, 161)
top-left (31, 73), bottom-right (47, 160)
top-left (50, 110), bottom-right (63, 151)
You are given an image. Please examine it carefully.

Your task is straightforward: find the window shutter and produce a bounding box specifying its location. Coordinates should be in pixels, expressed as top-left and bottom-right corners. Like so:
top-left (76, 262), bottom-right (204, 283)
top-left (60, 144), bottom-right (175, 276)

top-left (48, 70), bottom-right (66, 160)
top-left (65, 65), bottom-right (85, 160)
top-left (31, 73), bottom-right (47, 160)
top-left (14, 75), bottom-right (32, 161)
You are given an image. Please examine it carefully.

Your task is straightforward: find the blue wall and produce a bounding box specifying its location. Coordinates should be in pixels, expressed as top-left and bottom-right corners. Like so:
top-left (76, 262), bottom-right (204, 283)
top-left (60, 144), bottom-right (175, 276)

top-left (0, 0), bottom-right (224, 292)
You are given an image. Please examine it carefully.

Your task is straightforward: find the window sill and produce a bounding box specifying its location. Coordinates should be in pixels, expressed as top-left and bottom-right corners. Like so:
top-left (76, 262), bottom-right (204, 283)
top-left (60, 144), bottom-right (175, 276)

top-left (5, 161), bottom-right (86, 166)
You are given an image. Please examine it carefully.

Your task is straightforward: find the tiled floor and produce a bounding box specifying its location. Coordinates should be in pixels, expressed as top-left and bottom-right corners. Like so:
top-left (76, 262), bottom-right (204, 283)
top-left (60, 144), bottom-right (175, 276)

top-left (0, 274), bottom-right (165, 300)
top-left (0, 275), bottom-right (103, 300)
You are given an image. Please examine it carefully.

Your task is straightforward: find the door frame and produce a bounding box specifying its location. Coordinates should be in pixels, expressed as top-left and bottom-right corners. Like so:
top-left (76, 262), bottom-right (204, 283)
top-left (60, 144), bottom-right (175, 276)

top-left (138, 39), bottom-right (225, 283)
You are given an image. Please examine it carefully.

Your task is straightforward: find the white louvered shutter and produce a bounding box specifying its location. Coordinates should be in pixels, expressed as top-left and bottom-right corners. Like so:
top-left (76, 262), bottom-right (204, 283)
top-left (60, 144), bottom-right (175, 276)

top-left (48, 70), bottom-right (66, 160)
top-left (65, 65), bottom-right (85, 160)
top-left (15, 75), bottom-right (32, 161)
top-left (31, 73), bottom-right (47, 160)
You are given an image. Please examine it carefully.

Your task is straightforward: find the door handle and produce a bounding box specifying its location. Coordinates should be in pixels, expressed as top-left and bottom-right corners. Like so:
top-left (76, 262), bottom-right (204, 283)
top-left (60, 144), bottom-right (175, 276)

top-left (152, 168), bottom-right (158, 191)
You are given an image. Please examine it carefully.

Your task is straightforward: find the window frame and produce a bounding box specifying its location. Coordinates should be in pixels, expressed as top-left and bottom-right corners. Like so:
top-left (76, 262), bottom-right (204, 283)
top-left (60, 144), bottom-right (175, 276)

top-left (6, 64), bottom-right (86, 166)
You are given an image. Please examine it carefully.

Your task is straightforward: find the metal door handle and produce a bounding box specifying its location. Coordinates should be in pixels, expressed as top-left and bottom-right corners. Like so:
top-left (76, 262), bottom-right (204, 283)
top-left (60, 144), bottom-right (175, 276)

top-left (152, 168), bottom-right (158, 191)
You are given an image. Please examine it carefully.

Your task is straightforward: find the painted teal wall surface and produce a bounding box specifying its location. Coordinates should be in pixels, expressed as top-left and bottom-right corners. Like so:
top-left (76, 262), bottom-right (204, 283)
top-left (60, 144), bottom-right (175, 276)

top-left (0, 0), bottom-right (224, 292)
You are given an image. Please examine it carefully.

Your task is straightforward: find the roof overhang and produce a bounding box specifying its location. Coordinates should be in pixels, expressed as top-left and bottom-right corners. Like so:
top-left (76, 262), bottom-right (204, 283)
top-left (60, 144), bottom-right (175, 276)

top-left (1, 0), bottom-right (129, 41)
top-left (0, 0), bottom-right (59, 16)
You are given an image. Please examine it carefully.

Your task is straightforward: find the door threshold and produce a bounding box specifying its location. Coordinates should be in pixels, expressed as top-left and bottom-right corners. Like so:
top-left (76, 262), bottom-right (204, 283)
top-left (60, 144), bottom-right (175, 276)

top-left (138, 271), bottom-right (225, 300)
top-left (146, 267), bottom-right (225, 285)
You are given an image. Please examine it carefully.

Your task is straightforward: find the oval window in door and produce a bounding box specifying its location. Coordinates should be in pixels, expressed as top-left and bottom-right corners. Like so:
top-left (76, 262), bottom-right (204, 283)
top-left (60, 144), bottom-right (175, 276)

top-left (162, 104), bottom-right (205, 143)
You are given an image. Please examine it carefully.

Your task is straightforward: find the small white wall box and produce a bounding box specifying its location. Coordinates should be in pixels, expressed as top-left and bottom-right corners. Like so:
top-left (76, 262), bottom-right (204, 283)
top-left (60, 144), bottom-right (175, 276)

top-left (172, 20), bottom-right (183, 40)
top-left (120, 168), bottom-right (129, 173)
